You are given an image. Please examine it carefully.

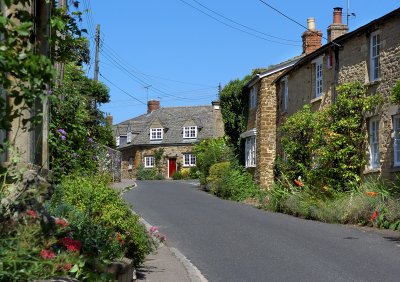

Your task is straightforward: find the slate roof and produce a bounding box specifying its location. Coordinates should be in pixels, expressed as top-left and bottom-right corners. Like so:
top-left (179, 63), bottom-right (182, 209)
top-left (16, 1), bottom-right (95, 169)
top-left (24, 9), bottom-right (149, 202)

top-left (114, 105), bottom-right (218, 148)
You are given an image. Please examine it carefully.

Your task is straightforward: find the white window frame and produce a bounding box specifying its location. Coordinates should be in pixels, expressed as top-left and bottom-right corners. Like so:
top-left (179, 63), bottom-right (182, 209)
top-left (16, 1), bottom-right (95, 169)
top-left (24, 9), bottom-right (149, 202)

top-left (183, 126), bottom-right (197, 139)
top-left (393, 115), bottom-right (400, 166)
top-left (314, 57), bottom-right (323, 98)
top-left (282, 77), bottom-right (288, 112)
top-left (245, 136), bottom-right (256, 168)
top-left (144, 156), bottom-right (155, 168)
top-left (150, 128), bottom-right (163, 140)
top-left (249, 85), bottom-right (257, 109)
top-left (116, 136), bottom-right (120, 147)
top-left (370, 31), bottom-right (380, 81)
top-left (183, 154), bottom-right (196, 167)
top-left (369, 117), bottom-right (380, 169)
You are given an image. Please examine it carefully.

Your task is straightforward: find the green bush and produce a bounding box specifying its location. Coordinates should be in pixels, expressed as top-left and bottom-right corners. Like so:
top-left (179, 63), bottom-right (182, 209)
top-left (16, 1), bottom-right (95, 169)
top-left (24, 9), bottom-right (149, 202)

top-left (189, 167), bottom-right (200, 179)
top-left (194, 138), bottom-right (232, 185)
top-left (50, 174), bottom-right (154, 267)
top-left (136, 164), bottom-right (158, 180)
top-left (172, 171), bottom-right (184, 180)
top-left (207, 162), bottom-right (259, 201)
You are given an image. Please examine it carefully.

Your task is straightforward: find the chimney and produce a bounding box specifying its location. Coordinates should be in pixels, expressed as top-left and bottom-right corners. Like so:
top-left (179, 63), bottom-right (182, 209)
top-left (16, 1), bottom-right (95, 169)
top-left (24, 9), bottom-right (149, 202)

top-left (302, 18), bottom-right (322, 54)
top-left (327, 7), bottom-right (348, 42)
top-left (106, 115), bottom-right (113, 126)
top-left (147, 100), bottom-right (160, 113)
top-left (212, 100), bottom-right (220, 110)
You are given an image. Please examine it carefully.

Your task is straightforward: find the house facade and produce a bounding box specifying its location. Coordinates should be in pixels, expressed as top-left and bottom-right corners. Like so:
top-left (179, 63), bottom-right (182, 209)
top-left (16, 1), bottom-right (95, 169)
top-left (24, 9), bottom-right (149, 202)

top-left (114, 100), bottom-right (224, 179)
top-left (1, 0), bottom-right (56, 169)
top-left (275, 7), bottom-right (400, 179)
top-left (241, 57), bottom-right (302, 188)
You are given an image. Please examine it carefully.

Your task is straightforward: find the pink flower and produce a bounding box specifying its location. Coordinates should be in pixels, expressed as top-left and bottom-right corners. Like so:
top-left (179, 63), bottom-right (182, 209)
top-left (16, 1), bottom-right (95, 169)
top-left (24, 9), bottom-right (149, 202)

top-left (26, 209), bottom-right (38, 219)
top-left (40, 249), bottom-right (56, 260)
top-left (161, 235), bottom-right (167, 242)
top-left (149, 226), bottom-right (158, 234)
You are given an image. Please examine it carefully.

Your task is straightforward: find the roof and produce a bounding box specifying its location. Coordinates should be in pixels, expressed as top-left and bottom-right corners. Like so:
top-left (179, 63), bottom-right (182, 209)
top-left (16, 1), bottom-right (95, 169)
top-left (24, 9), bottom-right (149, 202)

top-left (275, 7), bottom-right (400, 82)
top-left (114, 104), bottom-right (219, 148)
top-left (244, 54), bottom-right (305, 89)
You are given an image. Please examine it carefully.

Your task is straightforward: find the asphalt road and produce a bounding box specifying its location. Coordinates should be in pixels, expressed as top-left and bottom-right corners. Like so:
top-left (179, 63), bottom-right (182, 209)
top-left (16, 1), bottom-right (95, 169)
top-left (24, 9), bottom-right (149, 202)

top-left (124, 180), bottom-right (400, 282)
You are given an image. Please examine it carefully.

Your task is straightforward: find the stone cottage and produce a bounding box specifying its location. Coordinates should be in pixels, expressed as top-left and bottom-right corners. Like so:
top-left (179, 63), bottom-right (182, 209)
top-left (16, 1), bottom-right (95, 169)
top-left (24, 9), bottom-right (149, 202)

top-left (114, 100), bottom-right (224, 179)
top-left (240, 15), bottom-right (329, 188)
top-left (275, 7), bottom-right (400, 179)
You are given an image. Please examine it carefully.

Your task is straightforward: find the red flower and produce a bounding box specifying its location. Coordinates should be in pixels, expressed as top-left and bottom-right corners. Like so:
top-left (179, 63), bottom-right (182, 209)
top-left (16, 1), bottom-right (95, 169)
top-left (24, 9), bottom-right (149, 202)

top-left (40, 249), bottom-right (56, 260)
top-left (26, 209), bottom-right (38, 219)
top-left (61, 237), bottom-right (81, 252)
top-left (294, 179), bottom-right (304, 187)
top-left (116, 232), bottom-right (125, 246)
top-left (55, 218), bottom-right (69, 228)
top-left (371, 209), bottom-right (379, 221)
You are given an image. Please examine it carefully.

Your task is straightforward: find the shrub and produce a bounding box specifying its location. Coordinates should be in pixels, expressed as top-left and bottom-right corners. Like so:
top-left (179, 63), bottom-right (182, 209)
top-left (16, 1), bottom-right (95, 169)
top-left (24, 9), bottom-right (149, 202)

top-left (136, 164), bottom-right (158, 180)
top-left (50, 174), bottom-right (154, 267)
top-left (172, 171), bottom-right (184, 180)
top-left (194, 138), bottom-right (232, 184)
top-left (207, 162), bottom-right (259, 201)
top-left (189, 167), bottom-right (200, 179)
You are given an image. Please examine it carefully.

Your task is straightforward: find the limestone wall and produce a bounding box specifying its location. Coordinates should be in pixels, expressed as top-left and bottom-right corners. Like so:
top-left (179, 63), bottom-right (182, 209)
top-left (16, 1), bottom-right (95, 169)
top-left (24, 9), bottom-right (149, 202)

top-left (120, 145), bottom-right (195, 179)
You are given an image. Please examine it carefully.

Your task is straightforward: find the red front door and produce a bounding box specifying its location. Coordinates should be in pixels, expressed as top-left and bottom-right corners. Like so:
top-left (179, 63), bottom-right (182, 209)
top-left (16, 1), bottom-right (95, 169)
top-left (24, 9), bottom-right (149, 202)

top-left (168, 158), bottom-right (177, 178)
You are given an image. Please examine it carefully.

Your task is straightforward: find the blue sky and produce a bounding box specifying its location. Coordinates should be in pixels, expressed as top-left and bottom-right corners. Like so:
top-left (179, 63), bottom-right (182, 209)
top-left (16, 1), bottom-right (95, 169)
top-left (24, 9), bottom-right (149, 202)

top-left (81, 1), bottom-right (399, 124)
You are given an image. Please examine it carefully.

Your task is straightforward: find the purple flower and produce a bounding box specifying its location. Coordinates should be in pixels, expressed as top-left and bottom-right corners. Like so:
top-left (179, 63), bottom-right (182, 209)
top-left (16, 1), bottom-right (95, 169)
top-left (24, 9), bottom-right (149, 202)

top-left (47, 89), bottom-right (52, 95)
top-left (61, 135), bottom-right (66, 141)
top-left (88, 137), bottom-right (93, 143)
top-left (57, 128), bottom-right (67, 136)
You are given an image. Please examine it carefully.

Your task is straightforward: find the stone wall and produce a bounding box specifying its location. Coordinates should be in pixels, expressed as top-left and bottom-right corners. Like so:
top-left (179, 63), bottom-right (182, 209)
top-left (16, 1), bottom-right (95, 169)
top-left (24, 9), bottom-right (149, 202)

top-left (254, 73), bottom-right (281, 188)
top-left (120, 145), bottom-right (195, 179)
top-left (337, 13), bottom-right (400, 178)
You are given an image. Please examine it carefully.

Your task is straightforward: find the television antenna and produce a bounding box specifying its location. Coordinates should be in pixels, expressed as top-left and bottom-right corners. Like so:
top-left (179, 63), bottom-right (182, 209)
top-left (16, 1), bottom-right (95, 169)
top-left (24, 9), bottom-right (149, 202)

top-left (346, 0), bottom-right (356, 26)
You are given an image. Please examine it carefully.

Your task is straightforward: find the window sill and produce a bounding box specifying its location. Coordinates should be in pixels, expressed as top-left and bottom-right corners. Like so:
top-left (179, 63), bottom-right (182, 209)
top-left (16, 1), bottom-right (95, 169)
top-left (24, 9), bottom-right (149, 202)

top-left (363, 167), bottom-right (380, 174)
top-left (183, 165), bottom-right (196, 167)
top-left (311, 96), bottom-right (322, 104)
top-left (365, 79), bottom-right (381, 87)
top-left (245, 165), bottom-right (256, 169)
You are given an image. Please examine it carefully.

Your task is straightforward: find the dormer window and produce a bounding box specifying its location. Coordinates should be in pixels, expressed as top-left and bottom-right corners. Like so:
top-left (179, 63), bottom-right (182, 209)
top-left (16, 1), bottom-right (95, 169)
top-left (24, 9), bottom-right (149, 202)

top-left (150, 128), bottom-right (163, 140)
top-left (183, 126), bottom-right (197, 139)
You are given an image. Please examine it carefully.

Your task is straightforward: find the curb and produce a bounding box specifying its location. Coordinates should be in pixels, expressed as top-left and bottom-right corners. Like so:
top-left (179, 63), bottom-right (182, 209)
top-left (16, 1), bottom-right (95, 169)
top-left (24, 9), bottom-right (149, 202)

top-left (138, 216), bottom-right (208, 282)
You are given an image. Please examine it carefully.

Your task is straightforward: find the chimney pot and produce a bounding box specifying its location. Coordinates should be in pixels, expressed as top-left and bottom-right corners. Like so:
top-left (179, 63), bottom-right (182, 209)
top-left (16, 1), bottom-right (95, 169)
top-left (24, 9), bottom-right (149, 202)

top-left (147, 100), bottom-right (160, 113)
top-left (307, 18), bottom-right (316, 31)
top-left (333, 7), bottom-right (343, 24)
top-left (302, 18), bottom-right (322, 54)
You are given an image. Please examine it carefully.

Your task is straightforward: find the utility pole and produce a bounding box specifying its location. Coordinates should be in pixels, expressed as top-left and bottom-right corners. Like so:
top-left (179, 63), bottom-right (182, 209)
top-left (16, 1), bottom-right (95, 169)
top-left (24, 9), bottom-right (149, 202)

top-left (94, 24), bottom-right (100, 82)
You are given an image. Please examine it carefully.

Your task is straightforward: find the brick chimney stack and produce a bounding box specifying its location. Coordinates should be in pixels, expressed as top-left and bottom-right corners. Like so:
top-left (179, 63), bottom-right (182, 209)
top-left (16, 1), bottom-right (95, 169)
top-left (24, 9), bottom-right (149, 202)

top-left (327, 7), bottom-right (348, 42)
top-left (302, 18), bottom-right (322, 54)
top-left (147, 100), bottom-right (160, 113)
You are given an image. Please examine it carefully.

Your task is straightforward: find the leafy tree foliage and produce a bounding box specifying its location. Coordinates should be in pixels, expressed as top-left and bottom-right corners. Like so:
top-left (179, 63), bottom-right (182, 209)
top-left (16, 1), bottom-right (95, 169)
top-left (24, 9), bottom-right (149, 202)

top-left (219, 69), bottom-right (266, 161)
top-left (219, 76), bottom-right (251, 160)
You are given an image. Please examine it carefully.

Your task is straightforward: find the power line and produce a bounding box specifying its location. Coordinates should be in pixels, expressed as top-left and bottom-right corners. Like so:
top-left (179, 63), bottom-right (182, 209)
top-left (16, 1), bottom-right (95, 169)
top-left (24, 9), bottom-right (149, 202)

top-left (101, 42), bottom-right (216, 88)
top-left (178, 0), bottom-right (300, 46)
top-left (190, 0), bottom-right (300, 43)
top-left (257, 0), bottom-right (341, 47)
top-left (99, 73), bottom-right (146, 105)
top-left (100, 47), bottom-right (215, 101)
